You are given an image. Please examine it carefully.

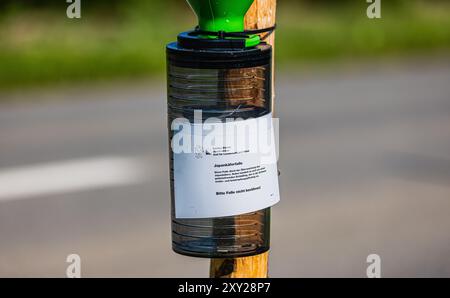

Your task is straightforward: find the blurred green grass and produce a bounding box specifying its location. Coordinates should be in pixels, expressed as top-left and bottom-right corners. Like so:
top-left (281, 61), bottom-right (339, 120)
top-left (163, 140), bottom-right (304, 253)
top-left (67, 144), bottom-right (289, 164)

top-left (0, 0), bottom-right (449, 90)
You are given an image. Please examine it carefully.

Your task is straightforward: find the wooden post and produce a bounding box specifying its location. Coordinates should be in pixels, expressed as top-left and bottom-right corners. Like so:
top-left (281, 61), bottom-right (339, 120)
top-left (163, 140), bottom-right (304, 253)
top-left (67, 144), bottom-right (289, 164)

top-left (209, 0), bottom-right (277, 278)
top-left (246, 0), bottom-right (277, 113)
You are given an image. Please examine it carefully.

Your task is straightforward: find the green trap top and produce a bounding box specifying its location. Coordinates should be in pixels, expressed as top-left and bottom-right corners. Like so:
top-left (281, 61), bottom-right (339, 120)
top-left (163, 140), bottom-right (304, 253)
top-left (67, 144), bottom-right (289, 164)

top-left (186, 0), bottom-right (260, 47)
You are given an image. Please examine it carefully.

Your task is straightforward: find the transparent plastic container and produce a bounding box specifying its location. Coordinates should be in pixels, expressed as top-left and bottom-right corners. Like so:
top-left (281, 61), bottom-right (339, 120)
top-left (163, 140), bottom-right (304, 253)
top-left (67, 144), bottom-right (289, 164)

top-left (167, 43), bottom-right (273, 258)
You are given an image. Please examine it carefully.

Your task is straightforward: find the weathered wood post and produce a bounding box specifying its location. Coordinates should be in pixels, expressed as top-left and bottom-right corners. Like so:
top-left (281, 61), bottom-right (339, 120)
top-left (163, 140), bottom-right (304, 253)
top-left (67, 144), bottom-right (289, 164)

top-left (210, 0), bottom-right (277, 278)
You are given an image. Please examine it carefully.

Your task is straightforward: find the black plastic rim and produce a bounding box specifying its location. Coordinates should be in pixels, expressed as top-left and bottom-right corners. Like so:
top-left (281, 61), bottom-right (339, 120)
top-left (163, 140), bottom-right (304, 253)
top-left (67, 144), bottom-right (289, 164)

top-left (167, 42), bottom-right (271, 69)
top-left (172, 243), bottom-right (270, 259)
top-left (177, 31), bottom-right (248, 50)
top-left (167, 31), bottom-right (272, 69)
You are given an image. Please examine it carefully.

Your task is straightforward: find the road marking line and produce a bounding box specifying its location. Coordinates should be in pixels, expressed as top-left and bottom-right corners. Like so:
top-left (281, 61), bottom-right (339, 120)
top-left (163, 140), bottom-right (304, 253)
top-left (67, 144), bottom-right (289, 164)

top-left (0, 156), bottom-right (148, 201)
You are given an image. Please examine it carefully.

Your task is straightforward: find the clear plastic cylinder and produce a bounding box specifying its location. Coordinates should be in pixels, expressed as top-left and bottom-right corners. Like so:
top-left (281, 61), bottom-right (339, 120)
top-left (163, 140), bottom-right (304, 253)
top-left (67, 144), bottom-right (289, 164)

top-left (167, 44), bottom-right (273, 258)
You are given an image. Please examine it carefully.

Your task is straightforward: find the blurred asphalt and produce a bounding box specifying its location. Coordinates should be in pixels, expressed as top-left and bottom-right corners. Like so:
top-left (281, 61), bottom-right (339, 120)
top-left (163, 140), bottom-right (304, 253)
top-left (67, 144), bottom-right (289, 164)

top-left (0, 58), bottom-right (450, 277)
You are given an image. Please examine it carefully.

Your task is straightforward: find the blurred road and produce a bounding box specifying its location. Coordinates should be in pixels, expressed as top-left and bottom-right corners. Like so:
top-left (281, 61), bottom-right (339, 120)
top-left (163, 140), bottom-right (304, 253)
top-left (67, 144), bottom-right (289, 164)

top-left (1, 58), bottom-right (450, 277)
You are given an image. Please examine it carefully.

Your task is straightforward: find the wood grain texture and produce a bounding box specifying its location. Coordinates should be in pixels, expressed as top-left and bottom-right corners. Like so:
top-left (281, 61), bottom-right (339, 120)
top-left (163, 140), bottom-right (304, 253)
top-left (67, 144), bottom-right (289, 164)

top-left (210, 251), bottom-right (269, 278)
top-left (245, 0), bottom-right (277, 112)
top-left (209, 0), bottom-right (277, 279)
top-left (245, 0), bottom-right (277, 47)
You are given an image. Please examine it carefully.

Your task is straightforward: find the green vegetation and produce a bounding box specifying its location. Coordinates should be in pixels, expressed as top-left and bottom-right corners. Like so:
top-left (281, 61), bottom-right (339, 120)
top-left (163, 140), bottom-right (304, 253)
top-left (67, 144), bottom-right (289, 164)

top-left (0, 0), bottom-right (449, 89)
top-left (277, 1), bottom-right (450, 62)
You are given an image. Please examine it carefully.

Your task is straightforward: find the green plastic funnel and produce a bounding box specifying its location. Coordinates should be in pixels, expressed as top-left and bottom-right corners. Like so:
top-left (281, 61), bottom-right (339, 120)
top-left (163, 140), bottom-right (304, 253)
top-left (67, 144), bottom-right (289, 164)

top-left (186, 0), bottom-right (255, 32)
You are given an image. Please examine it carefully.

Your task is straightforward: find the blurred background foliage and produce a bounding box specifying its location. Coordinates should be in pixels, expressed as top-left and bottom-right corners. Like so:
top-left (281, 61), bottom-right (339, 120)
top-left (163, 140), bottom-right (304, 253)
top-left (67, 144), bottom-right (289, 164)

top-left (0, 0), bottom-right (449, 89)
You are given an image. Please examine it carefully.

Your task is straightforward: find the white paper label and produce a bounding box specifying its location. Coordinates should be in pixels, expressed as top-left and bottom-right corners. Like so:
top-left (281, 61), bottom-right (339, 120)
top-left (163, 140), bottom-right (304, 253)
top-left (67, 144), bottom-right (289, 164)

top-left (172, 112), bottom-right (280, 218)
